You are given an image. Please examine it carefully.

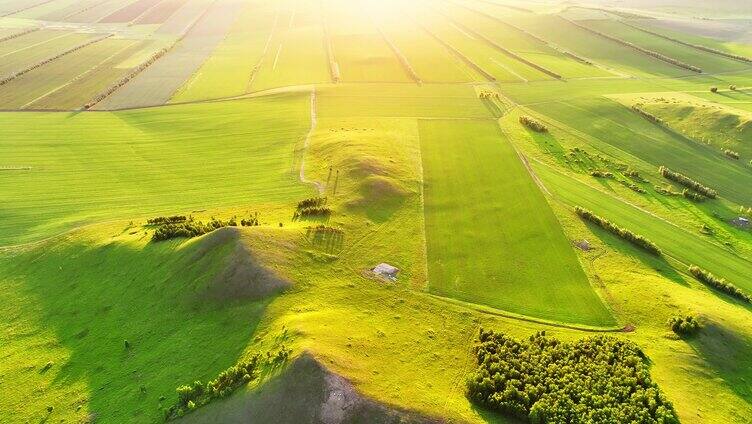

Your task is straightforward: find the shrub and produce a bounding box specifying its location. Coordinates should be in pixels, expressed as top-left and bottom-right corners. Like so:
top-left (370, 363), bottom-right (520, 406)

top-left (146, 215), bottom-right (187, 225)
top-left (724, 149), bottom-right (740, 159)
top-left (688, 265), bottom-right (751, 303)
top-left (682, 189), bottom-right (705, 202)
top-left (467, 329), bottom-right (679, 424)
top-left (730, 85), bottom-right (737, 90)
top-left (519, 115), bottom-right (548, 132)
top-left (710, 87), bottom-right (718, 93)
top-left (659, 166), bottom-right (717, 198)
top-left (589, 169), bottom-right (613, 178)
top-left (575, 207), bottom-right (661, 255)
top-left (668, 314), bottom-right (701, 336)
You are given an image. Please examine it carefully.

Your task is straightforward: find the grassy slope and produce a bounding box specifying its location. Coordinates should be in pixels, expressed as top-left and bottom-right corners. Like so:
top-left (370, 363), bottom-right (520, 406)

top-left (419, 119), bottom-right (614, 326)
top-left (0, 92), bottom-right (314, 245)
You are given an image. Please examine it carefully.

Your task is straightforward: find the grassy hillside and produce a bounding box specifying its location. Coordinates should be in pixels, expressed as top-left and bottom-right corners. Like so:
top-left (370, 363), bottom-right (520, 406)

top-left (2, 0), bottom-right (752, 423)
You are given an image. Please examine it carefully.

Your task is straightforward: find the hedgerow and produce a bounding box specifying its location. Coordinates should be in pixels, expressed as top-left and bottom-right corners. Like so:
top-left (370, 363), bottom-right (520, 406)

top-left (623, 22), bottom-right (752, 63)
top-left (688, 265), bottom-right (751, 303)
top-left (575, 207), bottom-right (661, 255)
top-left (467, 329), bottom-right (679, 424)
top-left (631, 105), bottom-right (663, 124)
top-left (165, 346), bottom-right (291, 420)
top-left (659, 166), bottom-right (717, 198)
top-left (519, 115), bottom-right (548, 132)
top-left (590, 169), bottom-right (613, 178)
top-left (566, 19), bottom-right (702, 73)
top-left (0, 27), bottom-right (39, 44)
top-left (667, 314), bottom-right (701, 337)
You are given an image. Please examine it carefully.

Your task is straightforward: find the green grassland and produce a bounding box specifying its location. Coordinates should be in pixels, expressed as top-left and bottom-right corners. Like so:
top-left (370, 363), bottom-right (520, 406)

top-left (0, 92), bottom-right (314, 245)
top-left (2, 0), bottom-right (752, 423)
top-left (419, 119), bottom-right (614, 325)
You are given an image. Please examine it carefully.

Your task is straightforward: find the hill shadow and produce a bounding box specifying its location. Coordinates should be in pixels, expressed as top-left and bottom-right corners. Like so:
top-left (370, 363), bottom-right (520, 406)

top-left (7, 228), bottom-right (277, 422)
top-left (690, 321), bottom-right (752, 403)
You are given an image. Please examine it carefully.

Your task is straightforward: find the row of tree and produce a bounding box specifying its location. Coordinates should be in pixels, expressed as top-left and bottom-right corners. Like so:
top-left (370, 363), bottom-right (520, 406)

top-left (688, 265), bottom-right (751, 303)
top-left (519, 115), bottom-right (548, 132)
top-left (659, 166), bottom-right (717, 199)
top-left (631, 105), bottom-right (664, 124)
top-left (568, 19), bottom-right (702, 73)
top-left (146, 215), bottom-right (187, 225)
top-left (575, 206), bottom-right (661, 255)
top-left (297, 196), bottom-right (327, 209)
top-left (466, 329), bottom-right (679, 424)
top-left (724, 149), bottom-right (740, 159)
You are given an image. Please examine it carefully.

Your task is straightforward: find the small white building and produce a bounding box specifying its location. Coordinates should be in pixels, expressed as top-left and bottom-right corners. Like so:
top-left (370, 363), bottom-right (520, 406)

top-left (372, 263), bottom-right (399, 281)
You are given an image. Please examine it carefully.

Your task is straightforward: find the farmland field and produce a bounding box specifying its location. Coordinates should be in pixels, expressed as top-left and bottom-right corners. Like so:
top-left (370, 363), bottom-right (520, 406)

top-left (419, 119), bottom-right (614, 325)
top-left (2, 1), bottom-right (752, 423)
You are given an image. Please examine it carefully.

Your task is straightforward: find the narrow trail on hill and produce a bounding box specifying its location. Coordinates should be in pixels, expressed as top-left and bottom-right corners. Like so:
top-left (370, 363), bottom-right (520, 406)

top-left (299, 89), bottom-right (324, 195)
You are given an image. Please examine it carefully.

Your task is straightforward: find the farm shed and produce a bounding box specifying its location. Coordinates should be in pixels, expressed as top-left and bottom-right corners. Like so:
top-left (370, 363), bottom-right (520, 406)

top-left (372, 263), bottom-right (399, 281)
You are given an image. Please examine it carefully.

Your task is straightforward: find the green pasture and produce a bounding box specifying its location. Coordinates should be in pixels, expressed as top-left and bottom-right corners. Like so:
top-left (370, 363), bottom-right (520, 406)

top-left (533, 161), bottom-right (752, 295)
top-left (0, 93), bottom-right (315, 245)
top-left (419, 119), bottom-right (614, 325)
top-left (528, 97), bottom-right (752, 205)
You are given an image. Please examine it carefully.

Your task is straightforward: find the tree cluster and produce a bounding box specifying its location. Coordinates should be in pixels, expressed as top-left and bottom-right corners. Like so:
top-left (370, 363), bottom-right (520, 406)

top-left (151, 217), bottom-right (234, 242)
top-left (295, 197), bottom-right (331, 219)
top-left (724, 149), bottom-right (740, 160)
top-left (590, 169), bottom-right (613, 178)
top-left (575, 206), bottom-right (661, 255)
top-left (146, 215), bottom-right (187, 225)
top-left (710, 87), bottom-right (718, 93)
top-left (297, 197), bottom-right (327, 209)
top-left (688, 265), bottom-right (751, 303)
top-left (519, 115), bottom-right (548, 132)
top-left (667, 314), bottom-right (701, 337)
top-left (659, 166), bottom-right (717, 199)
top-left (466, 329), bottom-right (679, 424)
top-left (478, 90), bottom-right (501, 100)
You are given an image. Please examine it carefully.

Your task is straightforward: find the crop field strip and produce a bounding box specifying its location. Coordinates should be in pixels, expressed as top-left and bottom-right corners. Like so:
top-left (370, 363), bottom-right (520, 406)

top-left (99, 0), bottom-right (164, 23)
top-left (507, 14), bottom-right (687, 78)
top-left (0, 32), bottom-right (110, 88)
top-left (419, 10), bottom-right (543, 83)
top-left (21, 39), bottom-right (146, 110)
top-left (419, 119), bottom-right (614, 326)
top-left (135, 0), bottom-right (188, 24)
top-left (65, 0), bottom-right (144, 23)
top-left (250, 2), bottom-right (331, 92)
top-left (0, 37), bottom-right (137, 109)
top-left (0, 0), bottom-right (57, 17)
top-left (91, 0), bottom-right (241, 110)
top-left (583, 19), bottom-right (751, 75)
top-left (324, 0), bottom-right (413, 83)
top-left (376, 12), bottom-right (475, 83)
top-left (445, 0), bottom-right (615, 79)
top-left (170, 3), bottom-right (279, 101)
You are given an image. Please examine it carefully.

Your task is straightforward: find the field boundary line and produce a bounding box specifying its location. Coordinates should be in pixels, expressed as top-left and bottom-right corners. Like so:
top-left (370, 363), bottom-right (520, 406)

top-left (246, 8), bottom-right (279, 92)
top-left (0, 32), bottom-right (73, 59)
top-left (423, 293), bottom-right (624, 332)
top-left (434, 7), bottom-right (562, 79)
top-left (374, 23), bottom-right (422, 85)
top-left (488, 57), bottom-right (527, 83)
top-left (417, 23), bottom-right (495, 82)
top-left (299, 89), bottom-right (324, 194)
top-left (321, 2), bottom-right (340, 83)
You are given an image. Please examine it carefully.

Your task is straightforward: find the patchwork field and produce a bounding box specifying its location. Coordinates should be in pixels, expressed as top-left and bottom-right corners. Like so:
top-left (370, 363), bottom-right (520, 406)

top-left (2, 1), bottom-right (752, 423)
